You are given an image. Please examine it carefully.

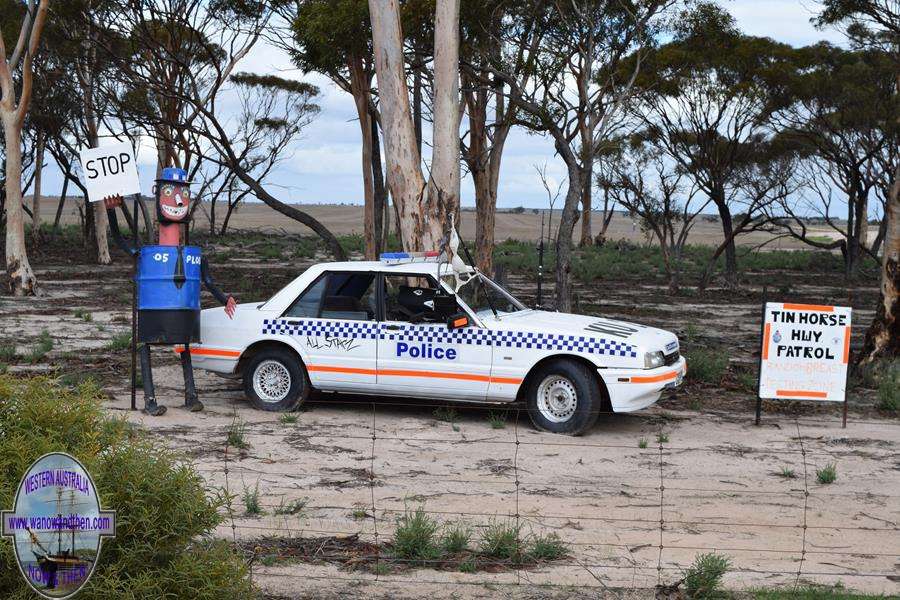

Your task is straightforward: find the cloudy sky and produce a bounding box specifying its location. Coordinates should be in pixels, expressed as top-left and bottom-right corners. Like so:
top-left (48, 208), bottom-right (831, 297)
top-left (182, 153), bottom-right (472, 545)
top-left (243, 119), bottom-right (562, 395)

top-left (56, 0), bottom-right (847, 209)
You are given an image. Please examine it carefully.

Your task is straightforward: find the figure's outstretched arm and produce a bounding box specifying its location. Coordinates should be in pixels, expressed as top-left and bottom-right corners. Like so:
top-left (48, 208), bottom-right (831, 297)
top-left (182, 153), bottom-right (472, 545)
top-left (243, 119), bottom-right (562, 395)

top-left (104, 195), bottom-right (138, 257)
top-left (200, 256), bottom-right (236, 318)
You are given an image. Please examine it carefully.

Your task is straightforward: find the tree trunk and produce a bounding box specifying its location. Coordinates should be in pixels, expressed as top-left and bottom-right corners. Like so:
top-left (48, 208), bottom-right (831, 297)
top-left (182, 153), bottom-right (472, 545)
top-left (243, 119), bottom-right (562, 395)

top-left (423, 0), bottom-right (461, 251)
top-left (53, 169), bottom-right (70, 231)
top-left (369, 0), bottom-right (427, 251)
top-left (371, 112), bottom-right (386, 253)
top-left (94, 201), bottom-right (111, 264)
top-left (555, 162), bottom-right (584, 312)
top-left (473, 168), bottom-right (496, 274)
top-left (579, 171), bottom-right (592, 246)
top-left (31, 131), bottom-right (44, 241)
top-left (859, 160), bottom-right (900, 362)
top-left (713, 191), bottom-right (738, 286)
top-left (2, 112), bottom-right (37, 295)
top-left (349, 53), bottom-right (378, 259)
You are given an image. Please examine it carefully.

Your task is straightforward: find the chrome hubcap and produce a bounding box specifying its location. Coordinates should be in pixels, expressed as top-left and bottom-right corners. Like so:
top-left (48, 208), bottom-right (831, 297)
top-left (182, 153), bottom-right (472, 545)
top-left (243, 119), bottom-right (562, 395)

top-left (253, 360), bottom-right (291, 403)
top-left (536, 375), bottom-right (578, 423)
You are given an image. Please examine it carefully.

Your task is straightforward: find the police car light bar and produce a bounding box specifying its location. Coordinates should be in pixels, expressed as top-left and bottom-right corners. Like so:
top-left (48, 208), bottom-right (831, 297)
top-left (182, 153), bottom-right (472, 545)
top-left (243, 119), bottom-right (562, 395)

top-left (380, 251), bottom-right (441, 264)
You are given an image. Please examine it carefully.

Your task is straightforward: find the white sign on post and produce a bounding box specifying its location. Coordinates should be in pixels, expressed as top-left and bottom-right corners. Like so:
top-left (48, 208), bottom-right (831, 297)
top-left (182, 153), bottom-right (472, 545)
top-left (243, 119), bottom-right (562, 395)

top-left (758, 302), bottom-right (852, 403)
top-left (78, 142), bottom-right (140, 202)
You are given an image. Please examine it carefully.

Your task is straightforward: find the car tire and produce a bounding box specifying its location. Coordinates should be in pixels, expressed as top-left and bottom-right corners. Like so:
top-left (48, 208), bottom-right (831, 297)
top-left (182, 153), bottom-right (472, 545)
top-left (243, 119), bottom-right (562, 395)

top-left (525, 359), bottom-right (602, 435)
top-left (243, 348), bottom-right (308, 412)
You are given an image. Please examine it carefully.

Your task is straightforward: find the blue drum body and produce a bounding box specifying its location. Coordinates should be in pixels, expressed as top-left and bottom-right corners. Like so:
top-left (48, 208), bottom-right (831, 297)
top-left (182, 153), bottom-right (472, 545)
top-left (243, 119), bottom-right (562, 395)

top-left (136, 245), bottom-right (202, 344)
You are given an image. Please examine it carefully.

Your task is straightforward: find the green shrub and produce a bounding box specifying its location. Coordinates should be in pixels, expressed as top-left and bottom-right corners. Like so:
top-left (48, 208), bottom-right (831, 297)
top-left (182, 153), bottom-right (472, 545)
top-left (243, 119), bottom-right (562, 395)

top-left (0, 343), bottom-right (17, 362)
top-left (24, 329), bottom-right (53, 364)
top-left (684, 552), bottom-right (730, 599)
top-left (684, 349), bottom-right (728, 384)
top-left (479, 519), bottom-right (522, 560)
top-left (441, 522), bottom-right (471, 554)
top-left (0, 375), bottom-right (252, 599)
top-left (274, 497), bottom-right (308, 517)
top-left (242, 481), bottom-right (263, 516)
top-left (487, 411), bottom-right (507, 429)
top-left (226, 418), bottom-right (249, 449)
top-left (525, 532), bottom-right (567, 561)
top-left (816, 463), bottom-right (837, 484)
top-left (876, 363), bottom-right (899, 412)
top-left (392, 505), bottom-right (440, 562)
top-left (106, 332), bottom-right (132, 351)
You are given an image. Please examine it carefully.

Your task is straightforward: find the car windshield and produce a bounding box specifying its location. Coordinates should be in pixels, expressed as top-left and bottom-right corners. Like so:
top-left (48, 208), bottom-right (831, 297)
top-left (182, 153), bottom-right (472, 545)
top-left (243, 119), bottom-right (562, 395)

top-left (445, 273), bottom-right (527, 318)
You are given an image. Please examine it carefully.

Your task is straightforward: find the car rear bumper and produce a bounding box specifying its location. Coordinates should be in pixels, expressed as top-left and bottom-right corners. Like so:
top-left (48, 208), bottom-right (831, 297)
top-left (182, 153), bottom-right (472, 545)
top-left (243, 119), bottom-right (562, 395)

top-left (174, 345), bottom-right (241, 374)
top-left (600, 357), bottom-right (687, 413)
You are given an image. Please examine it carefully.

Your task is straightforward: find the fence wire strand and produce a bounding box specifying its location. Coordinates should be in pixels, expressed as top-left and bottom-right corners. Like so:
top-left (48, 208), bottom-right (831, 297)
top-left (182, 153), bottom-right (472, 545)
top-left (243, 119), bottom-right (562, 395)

top-left (180, 394), bottom-right (900, 596)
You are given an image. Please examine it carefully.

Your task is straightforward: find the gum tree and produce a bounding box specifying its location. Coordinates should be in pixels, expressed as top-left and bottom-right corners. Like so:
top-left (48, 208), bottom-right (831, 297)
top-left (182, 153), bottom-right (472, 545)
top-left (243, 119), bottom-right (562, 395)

top-left (818, 0), bottom-right (900, 361)
top-left (1, 0), bottom-right (49, 295)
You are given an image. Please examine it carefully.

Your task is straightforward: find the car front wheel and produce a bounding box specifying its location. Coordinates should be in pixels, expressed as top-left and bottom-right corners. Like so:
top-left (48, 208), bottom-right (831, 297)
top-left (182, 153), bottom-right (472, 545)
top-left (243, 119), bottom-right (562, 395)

top-left (243, 348), bottom-right (308, 412)
top-left (526, 359), bottom-right (602, 435)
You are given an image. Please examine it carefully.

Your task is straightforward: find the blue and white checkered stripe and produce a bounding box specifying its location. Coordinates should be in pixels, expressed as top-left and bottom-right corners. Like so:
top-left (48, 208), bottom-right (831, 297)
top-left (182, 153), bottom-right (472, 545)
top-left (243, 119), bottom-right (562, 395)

top-left (261, 319), bottom-right (636, 358)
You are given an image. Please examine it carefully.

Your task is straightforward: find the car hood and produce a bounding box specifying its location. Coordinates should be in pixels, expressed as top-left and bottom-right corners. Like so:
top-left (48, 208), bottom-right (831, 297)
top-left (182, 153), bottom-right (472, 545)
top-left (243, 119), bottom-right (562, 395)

top-left (484, 310), bottom-right (679, 356)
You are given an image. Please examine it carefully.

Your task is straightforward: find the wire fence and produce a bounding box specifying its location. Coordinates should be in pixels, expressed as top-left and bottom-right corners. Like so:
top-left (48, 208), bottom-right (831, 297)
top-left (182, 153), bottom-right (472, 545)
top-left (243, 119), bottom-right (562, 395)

top-left (172, 390), bottom-right (900, 597)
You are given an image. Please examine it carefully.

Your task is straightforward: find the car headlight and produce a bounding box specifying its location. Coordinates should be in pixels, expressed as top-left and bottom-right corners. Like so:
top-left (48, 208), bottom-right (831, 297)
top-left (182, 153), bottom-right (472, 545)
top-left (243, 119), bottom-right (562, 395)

top-left (644, 351), bottom-right (665, 369)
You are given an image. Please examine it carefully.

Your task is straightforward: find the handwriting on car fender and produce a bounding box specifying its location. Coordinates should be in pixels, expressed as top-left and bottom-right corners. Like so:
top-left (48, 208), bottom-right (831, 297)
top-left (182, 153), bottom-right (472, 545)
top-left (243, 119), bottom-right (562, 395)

top-left (307, 336), bottom-right (360, 352)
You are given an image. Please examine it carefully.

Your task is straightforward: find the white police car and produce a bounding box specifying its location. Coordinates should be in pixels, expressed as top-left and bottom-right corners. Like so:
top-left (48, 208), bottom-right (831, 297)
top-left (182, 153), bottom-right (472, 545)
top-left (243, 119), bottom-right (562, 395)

top-left (188, 252), bottom-right (685, 435)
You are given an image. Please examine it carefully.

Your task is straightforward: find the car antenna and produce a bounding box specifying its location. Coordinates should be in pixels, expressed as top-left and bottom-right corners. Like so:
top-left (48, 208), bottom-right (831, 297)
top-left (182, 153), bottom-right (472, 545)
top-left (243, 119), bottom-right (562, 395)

top-left (453, 223), bottom-right (499, 320)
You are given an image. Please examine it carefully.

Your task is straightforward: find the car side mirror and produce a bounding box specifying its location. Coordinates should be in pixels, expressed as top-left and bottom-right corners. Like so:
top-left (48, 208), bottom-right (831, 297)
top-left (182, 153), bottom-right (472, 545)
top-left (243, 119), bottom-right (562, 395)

top-left (447, 313), bottom-right (470, 330)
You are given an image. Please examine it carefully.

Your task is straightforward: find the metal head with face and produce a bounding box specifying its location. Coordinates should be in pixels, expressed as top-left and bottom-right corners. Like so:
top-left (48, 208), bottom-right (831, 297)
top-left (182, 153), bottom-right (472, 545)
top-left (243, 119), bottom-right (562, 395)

top-left (155, 167), bottom-right (191, 224)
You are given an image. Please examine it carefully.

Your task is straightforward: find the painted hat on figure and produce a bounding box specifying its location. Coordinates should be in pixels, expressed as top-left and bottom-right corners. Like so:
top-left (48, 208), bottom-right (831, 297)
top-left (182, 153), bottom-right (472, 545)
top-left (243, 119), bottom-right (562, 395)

top-left (158, 167), bottom-right (189, 184)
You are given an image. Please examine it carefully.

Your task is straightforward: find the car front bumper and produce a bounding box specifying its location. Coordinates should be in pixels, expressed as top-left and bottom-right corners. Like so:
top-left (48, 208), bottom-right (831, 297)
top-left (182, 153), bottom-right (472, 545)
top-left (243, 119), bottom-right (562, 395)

top-left (600, 356), bottom-right (687, 413)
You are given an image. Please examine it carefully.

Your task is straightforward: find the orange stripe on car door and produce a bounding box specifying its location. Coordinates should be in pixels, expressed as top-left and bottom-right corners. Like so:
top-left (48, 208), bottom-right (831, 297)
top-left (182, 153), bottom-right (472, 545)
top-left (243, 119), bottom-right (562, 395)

top-left (308, 364), bottom-right (521, 385)
top-left (174, 346), bottom-right (241, 358)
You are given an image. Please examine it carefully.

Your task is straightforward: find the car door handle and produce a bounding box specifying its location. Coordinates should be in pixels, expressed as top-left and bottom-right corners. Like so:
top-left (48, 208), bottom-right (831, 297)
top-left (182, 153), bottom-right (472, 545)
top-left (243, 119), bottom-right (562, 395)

top-left (384, 324), bottom-right (402, 331)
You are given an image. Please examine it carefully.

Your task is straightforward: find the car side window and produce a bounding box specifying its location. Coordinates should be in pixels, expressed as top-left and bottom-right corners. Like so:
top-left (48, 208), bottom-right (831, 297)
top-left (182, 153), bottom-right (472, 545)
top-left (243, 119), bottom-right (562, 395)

top-left (383, 275), bottom-right (453, 324)
top-left (284, 272), bottom-right (378, 320)
top-left (283, 275), bottom-right (327, 318)
top-left (319, 272), bottom-right (377, 320)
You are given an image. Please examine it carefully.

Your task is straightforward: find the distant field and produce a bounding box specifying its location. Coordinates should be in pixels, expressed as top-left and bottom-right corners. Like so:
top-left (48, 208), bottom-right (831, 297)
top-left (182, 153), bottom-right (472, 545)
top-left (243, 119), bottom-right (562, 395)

top-left (41, 196), bottom-right (872, 250)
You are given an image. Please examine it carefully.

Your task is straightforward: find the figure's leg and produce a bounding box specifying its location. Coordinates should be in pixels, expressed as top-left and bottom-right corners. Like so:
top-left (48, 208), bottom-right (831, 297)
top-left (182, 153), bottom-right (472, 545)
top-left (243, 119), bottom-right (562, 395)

top-left (181, 346), bottom-right (203, 412)
top-left (140, 344), bottom-right (167, 416)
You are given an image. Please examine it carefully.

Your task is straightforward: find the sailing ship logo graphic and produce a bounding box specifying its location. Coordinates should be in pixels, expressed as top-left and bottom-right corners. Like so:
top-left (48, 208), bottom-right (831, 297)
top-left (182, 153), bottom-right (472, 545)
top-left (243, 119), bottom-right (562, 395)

top-left (2, 453), bottom-right (116, 599)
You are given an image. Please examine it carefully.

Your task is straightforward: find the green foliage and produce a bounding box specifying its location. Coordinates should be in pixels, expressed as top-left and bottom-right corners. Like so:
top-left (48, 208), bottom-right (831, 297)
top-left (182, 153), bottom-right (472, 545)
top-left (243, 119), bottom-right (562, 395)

top-left (337, 233), bottom-right (366, 255)
top-left (685, 349), bottom-right (728, 384)
top-left (242, 481), bottom-right (263, 516)
top-left (74, 308), bottom-right (93, 322)
top-left (479, 519), bottom-right (522, 560)
top-left (816, 463), bottom-right (837, 484)
top-left (0, 343), bottom-right (16, 363)
top-left (656, 432), bottom-right (670, 444)
top-left (525, 533), bottom-right (567, 561)
top-left (0, 375), bottom-right (251, 599)
top-left (683, 552), bottom-right (730, 599)
top-left (24, 330), bottom-right (53, 364)
top-left (107, 333), bottom-right (132, 351)
top-left (226, 418), bottom-right (249, 449)
top-left (638, 438), bottom-right (649, 449)
top-left (751, 584), bottom-right (890, 599)
top-left (875, 363), bottom-right (899, 413)
top-left (778, 467), bottom-right (797, 479)
top-left (487, 411), bottom-right (507, 429)
top-left (279, 413), bottom-right (299, 425)
top-left (441, 522), bottom-right (472, 554)
top-left (274, 497), bottom-right (308, 517)
top-left (392, 505), bottom-right (441, 562)
top-left (433, 407), bottom-right (458, 423)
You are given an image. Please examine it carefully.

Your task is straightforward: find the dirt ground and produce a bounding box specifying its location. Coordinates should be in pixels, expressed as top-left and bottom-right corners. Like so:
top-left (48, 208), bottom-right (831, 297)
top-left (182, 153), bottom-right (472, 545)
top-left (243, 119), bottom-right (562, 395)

top-left (0, 228), bottom-right (897, 599)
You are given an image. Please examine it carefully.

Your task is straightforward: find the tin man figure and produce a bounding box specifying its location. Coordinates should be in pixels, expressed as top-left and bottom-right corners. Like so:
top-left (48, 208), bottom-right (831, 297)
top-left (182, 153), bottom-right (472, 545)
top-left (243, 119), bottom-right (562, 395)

top-left (104, 167), bottom-right (236, 416)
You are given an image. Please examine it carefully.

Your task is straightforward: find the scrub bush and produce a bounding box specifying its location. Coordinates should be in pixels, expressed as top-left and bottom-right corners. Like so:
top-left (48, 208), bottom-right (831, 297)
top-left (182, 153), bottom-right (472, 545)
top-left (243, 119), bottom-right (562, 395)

top-left (683, 552), bottom-right (730, 599)
top-left (392, 505), bottom-right (441, 563)
top-left (0, 375), bottom-right (252, 600)
top-left (875, 362), bottom-right (899, 413)
top-left (479, 519), bottom-right (522, 560)
top-left (684, 349), bottom-right (728, 384)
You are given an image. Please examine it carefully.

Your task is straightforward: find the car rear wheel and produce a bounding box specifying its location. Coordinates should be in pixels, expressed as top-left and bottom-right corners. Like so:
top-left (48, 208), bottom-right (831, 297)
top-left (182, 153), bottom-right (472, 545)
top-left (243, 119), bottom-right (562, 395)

top-left (243, 348), bottom-right (308, 412)
top-left (526, 359), bottom-right (601, 435)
